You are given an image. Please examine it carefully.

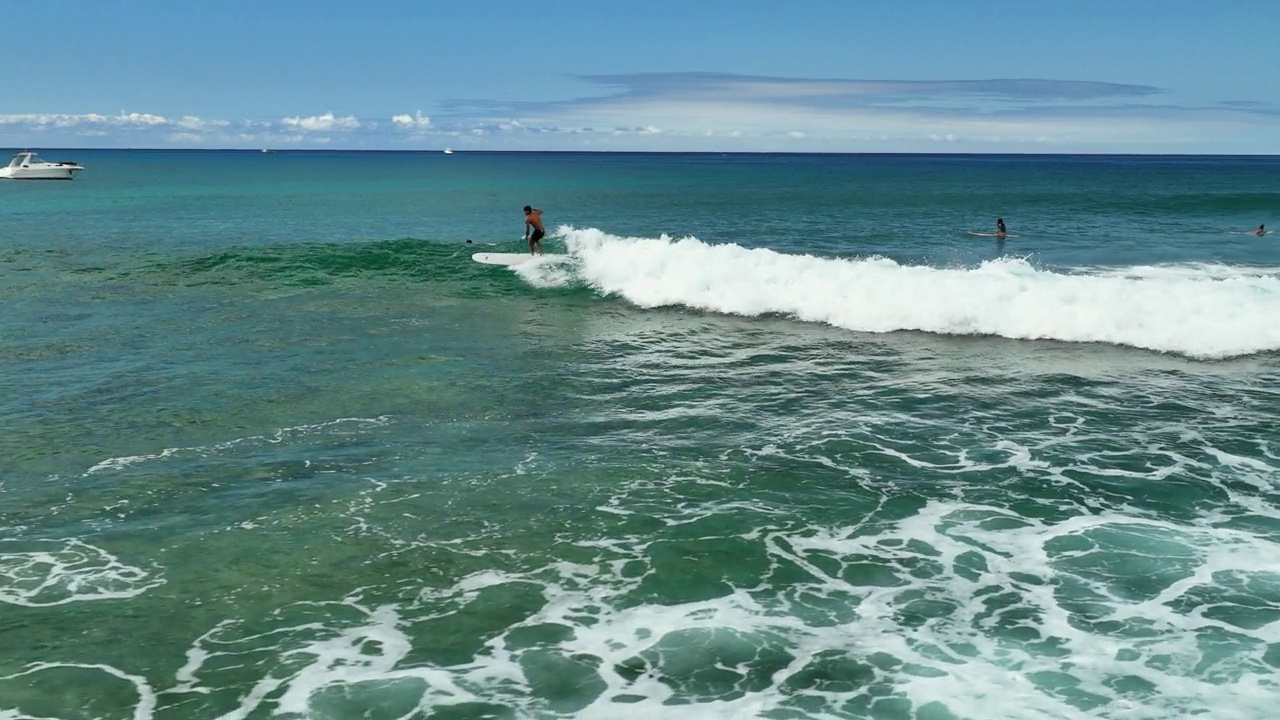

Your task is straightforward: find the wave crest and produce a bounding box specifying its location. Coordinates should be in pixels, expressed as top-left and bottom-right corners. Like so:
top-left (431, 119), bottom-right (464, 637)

top-left (558, 227), bottom-right (1280, 359)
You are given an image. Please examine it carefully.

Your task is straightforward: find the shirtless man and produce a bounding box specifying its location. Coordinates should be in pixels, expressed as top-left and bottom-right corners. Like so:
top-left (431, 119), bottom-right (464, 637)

top-left (523, 205), bottom-right (545, 255)
top-left (1253, 224), bottom-right (1267, 236)
top-left (995, 218), bottom-right (1008, 238)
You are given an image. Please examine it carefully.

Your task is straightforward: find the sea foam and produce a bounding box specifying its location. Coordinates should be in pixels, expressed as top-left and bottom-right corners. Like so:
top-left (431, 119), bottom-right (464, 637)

top-left (554, 227), bottom-right (1280, 360)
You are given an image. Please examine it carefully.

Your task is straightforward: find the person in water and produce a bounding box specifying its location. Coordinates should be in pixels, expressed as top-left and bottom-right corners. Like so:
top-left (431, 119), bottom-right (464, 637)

top-left (523, 205), bottom-right (545, 255)
top-left (995, 218), bottom-right (1008, 238)
top-left (1253, 224), bottom-right (1267, 236)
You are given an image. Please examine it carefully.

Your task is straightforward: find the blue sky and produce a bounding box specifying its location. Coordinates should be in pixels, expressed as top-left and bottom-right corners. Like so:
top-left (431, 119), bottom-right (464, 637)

top-left (4, 0), bottom-right (1278, 153)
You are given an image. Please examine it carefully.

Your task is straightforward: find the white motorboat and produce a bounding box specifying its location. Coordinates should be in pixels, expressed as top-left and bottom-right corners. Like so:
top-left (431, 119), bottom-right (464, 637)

top-left (0, 151), bottom-right (84, 180)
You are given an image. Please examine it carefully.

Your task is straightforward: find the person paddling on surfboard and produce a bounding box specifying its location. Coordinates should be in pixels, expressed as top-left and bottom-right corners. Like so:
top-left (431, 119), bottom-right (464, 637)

top-left (995, 218), bottom-right (1007, 238)
top-left (1253, 224), bottom-right (1267, 236)
top-left (524, 205), bottom-right (545, 255)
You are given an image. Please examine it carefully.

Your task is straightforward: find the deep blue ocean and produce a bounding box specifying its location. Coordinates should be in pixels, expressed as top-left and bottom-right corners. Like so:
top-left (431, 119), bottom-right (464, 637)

top-left (2, 150), bottom-right (1279, 719)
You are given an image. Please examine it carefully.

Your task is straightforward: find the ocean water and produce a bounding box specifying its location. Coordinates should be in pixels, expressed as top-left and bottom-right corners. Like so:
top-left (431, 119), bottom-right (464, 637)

top-left (1, 150), bottom-right (1279, 719)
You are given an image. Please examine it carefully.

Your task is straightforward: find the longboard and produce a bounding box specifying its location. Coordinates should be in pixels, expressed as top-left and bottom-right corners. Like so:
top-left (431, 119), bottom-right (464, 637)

top-left (472, 252), bottom-right (553, 266)
top-left (967, 232), bottom-right (1020, 238)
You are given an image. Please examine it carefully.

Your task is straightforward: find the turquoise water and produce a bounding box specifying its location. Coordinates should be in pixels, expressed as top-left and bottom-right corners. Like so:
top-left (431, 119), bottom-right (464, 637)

top-left (2, 150), bottom-right (1279, 719)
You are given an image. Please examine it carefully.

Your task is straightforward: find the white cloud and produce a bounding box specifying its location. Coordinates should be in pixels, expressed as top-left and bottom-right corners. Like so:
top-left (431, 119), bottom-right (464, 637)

top-left (1, 70), bottom-right (1278, 152)
top-left (280, 112), bottom-right (360, 132)
top-left (392, 111), bottom-right (431, 130)
top-left (0, 112), bottom-right (167, 128)
top-left (0, 110), bottom-right (356, 147)
top-left (174, 116), bottom-right (230, 131)
top-left (118, 112), bottom-right (168, 126)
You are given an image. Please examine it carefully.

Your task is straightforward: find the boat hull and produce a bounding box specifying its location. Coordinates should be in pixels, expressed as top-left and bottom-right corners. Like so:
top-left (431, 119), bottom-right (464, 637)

top-left (0, 164), bottom-right (83, 180)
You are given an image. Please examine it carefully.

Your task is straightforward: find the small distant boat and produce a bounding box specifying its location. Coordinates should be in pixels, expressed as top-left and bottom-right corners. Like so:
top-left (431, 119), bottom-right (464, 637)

top-left (261, 148), bottom-right (276, 154)
top-left (0, 151), bottom-right (84, 180)
top-left (443, 148), bottom-right (453, 154)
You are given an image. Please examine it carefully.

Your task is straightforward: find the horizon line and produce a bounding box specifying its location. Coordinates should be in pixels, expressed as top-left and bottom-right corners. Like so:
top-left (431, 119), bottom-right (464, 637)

top-left (4, 148), bottom-right (1279, 158)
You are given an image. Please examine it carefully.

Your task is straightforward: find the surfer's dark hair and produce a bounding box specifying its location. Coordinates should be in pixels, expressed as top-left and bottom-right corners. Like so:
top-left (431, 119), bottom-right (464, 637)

top-left (523, 205), bottom-right (532, 213)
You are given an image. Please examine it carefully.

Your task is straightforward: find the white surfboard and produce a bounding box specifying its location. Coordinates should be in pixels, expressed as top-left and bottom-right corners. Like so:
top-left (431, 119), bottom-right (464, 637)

top-left (967, 231), bottom-right (1020, 238)
top-left (472, 252), bottom-right (539, 266)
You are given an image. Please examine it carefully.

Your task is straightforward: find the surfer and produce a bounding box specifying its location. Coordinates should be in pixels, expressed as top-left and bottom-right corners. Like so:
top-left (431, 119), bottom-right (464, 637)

top-left (1253, 224), bottom-right (1267, 236)
top-left (995, 218), bottom-right (1008, 238)
top-left (523, 205), bottom-right (545, 255)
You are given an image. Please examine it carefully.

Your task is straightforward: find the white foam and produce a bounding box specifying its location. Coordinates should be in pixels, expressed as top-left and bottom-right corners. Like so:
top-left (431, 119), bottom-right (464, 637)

top-left (0, 539), bottom-right (164, 607)
top-left (756, 500), bottom-right (1280, 719)
top-left (0, 663), bottom-right (157, 719)
top-left (554, 227), bottom-right (1280, 359)
top-left (82, 416), bottom-right (393, 476)
top-left (163, 598), bottom-right (481, 720)
top-left (37, 490), bottom-right (1276, 718)
top-left (84, 447), bottom-right (183, 476)
top-left (513, 253), bottom-right (578, 287)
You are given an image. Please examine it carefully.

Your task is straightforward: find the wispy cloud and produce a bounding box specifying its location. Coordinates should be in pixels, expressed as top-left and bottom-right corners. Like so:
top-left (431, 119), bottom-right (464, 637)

top-left (429, 72), bottom-right (1278, 152)
top-left (439, 74), bottom-right (1168, 122)
top-left (579, 73), bottom-right (1163, 104)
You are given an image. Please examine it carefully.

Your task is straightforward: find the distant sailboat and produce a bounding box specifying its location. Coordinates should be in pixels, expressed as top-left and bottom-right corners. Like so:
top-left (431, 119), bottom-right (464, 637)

top-left (443, 148), bottom-right (453, 155)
